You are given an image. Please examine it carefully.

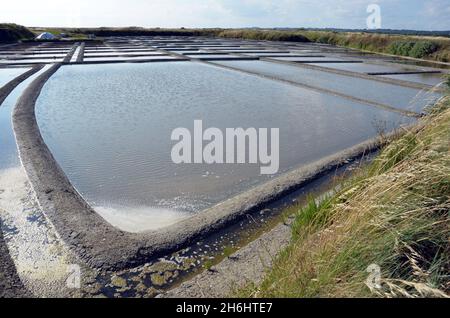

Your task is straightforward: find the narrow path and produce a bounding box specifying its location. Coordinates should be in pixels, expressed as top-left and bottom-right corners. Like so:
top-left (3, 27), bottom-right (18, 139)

top-left (161, 219), bottom-right (292, 298)
top-left (76, 43), bottom-right (85, 63)
top-left (0, 220), bottom-right (30, 298)
top-left (0, 66), bottom-right (44, 106)
top-left (62, 43), bottom-right (79, 63)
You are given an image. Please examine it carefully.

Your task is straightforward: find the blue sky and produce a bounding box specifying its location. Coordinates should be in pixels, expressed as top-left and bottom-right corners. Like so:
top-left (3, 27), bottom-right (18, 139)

top-left (1, 0), bottom-right (449, 30)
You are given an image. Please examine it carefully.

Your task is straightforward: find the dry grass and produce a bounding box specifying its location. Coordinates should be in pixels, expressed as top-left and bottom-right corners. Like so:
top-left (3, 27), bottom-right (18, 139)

top-left (217, 30), bottom-right (450, 62)
top-left (237, 95), bottom-right (450, 298)
top-left (294, 31), bottom-right (450, 62)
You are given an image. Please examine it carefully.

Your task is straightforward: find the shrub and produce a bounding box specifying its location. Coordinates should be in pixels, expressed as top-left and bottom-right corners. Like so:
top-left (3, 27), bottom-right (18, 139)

top-left (409, 41), bottom-right (439, 58)
top-left (388, 40), bottom-right (439, 58)
top-left (218, 30), bottom-right (310, 43)
top-left (316, 35), bottom-right (331, 44)
top-left (0, 24), bottom-right (35, 42)
top-left (388, 41), bottom-right (415, 56)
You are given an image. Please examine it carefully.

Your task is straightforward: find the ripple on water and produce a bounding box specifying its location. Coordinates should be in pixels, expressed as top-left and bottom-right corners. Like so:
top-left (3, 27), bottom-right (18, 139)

top-left (35, 62), bottom-right (415, 231)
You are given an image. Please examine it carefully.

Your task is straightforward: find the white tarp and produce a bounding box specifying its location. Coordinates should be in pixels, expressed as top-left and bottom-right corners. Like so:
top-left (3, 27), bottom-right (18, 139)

top-left (36, 32), bottom-right (56, 40)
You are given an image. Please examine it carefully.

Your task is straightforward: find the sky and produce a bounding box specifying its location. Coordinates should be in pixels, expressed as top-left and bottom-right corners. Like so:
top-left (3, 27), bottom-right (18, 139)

top-left (1, 0), bottom-right (449, 31)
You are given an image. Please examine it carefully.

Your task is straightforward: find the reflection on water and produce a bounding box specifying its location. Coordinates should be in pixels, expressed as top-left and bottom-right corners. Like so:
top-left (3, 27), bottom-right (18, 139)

top-left (0, 67), bottom-right (41, 170)
top-left (95, 205), bottom-right (190, 233)
top-left (36, 62), bottom-right (414, 231)
top-left (214, 60), bottom-right (441, 113)
top-left (309, 62), bottom-right (445, 86)
top-left (378, 73), bottom-right (446, 87)
top-left (0, 67), bottom-right (29, 88)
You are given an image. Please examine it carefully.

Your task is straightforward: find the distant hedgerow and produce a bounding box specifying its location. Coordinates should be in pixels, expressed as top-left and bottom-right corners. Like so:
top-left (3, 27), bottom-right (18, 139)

top-left (388, 40), bottom-right (439, 58)
top-left (0, 24), bottom-right (35, 43)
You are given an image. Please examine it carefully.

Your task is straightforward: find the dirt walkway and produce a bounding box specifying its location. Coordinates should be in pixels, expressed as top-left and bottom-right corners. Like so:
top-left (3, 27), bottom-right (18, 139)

top-left (0, 166), bottom-right (89, 298)
top-left (0, 224), bottom-right (30, 298)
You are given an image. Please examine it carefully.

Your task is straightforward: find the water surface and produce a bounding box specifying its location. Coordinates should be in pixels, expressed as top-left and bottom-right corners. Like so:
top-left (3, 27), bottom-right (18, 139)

top-left (0, 67), bottom-right (47, 169)
top-left (36, 62), bottom-right (414, 231)
top-left (309, 62), bottom-right (444, 86)
top-left (377, 73), bottom-right (445, 87)
top-left (214, 60), bottom-right (441, 113)
top-left (0, 67), bottom-right (29, 88)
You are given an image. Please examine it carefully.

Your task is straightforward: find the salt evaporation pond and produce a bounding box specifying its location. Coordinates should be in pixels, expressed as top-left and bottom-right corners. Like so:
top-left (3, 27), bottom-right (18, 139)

top-left (213, 60), bottom-right (441, 113)
top-left (0, 67), bottom-right (30, 169)
top-left (309, 62), bottom-right (445, 86)
top-left (36, 61), bottom-right (415, 232)
top-left (378, 73), bottom-right (445, 87)
top-left (0, 67), bottom-right (45, 169)
top-left (0, 67), bottom-right (29, 88)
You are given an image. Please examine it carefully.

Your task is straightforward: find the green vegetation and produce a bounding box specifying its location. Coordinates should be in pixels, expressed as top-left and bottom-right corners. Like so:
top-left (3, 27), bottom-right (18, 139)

top-left (203, 260), bottom-right (214, 272)
top-left (388, 41), bottom-right (439, 59)
top-left (299, 31), bottom-right (450, 62)
top-left (222, 246), bottom-right (235, 258)
top-left (237, 91), bottom-right (450, 298)
top-left (217, 30), bottom-right (309, 42)
top-left (30, 27), bottom-right (89, 40)
top-left (30, 27), bottom-right (221, 39)
top-left (85, 27), bottom-right (221, 37)
top-left (18, 26), bottom-right (450, 62)
top-left (217, 30), bottom-right (450, 63)
top-left (0, 24), bottom-right (35, 42)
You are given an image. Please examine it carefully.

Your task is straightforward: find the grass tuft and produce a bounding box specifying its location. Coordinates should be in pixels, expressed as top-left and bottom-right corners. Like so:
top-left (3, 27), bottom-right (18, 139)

top-left (236, 95), bottom-right (450, 298)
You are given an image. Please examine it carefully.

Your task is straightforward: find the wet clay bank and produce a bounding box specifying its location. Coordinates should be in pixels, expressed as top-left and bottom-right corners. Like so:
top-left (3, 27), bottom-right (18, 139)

top-left (9, 36), bottom-right (446, 271)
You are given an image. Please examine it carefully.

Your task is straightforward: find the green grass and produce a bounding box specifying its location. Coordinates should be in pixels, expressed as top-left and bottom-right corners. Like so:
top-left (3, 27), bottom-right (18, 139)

top-left (217, 30), bottom-right (310, 42)
top-left (236, 93), bottom-right (450, 298)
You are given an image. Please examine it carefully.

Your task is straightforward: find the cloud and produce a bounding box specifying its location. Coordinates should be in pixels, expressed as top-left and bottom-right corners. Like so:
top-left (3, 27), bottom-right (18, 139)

top-left (0, 0), bottom-right (448, 30)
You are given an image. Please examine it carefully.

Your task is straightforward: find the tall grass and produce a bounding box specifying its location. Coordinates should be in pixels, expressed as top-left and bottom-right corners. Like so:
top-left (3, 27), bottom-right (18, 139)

top-left (217, 30), bottom-right (310, 42)
top-left (298, 31), bottom-right (450, 62)
top-left (217, 30), bottom-right (450, 62)
top-left (388, 41), bottom-right (439, 58)
top-left (237, 95), bottom-right (450, 298)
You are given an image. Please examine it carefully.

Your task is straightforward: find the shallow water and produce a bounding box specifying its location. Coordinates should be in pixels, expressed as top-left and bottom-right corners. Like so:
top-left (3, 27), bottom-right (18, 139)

top-left (16, 54), bottom-right (67, 58)
top-left (0, 67), bottom-right (29, 88)
top-left (213, 60), bottom-right (441, 113)
top-left (83, 56), bottom-right (180, 62)
top-left (0, 59), bottom-right (63, 65)
top-left (84, 52), bottom-right (165, 57)
top-left (0, 67), bottom-right (48, 169)
top-left (25, 50), bottom-right (70, 54)
top-left (309, 62), bottom-right (445, 86)
top-left (310, 62), bottom-right (428, 74)
top-left (378, 73), bottom-right (446, 87)
top-left (0, 67), bottom-right (30, 169)
top-left (389, 59), bottom-right (450, 70)
top-left (247, 53), bottom-right (321, 57)
top-left (35, 62), bottom-right (414, 231)
top-left (270, 57), bottom-right (351, 62)
top-left (186, 54), bottom-right (240, 59)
